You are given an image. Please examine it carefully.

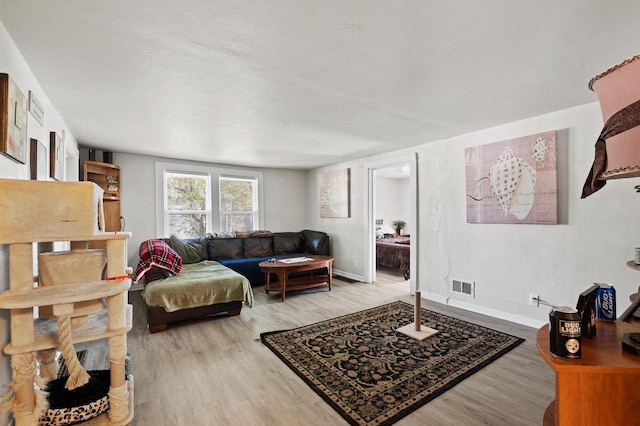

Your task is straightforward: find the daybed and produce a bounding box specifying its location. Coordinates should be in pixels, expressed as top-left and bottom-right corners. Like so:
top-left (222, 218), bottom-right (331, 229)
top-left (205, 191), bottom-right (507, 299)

top-left (135, 230), bottom-right (330, 332)
top-left (376, 236), bottom-right (410, 280)
top-left (135, 238), bottom-right (254, 333)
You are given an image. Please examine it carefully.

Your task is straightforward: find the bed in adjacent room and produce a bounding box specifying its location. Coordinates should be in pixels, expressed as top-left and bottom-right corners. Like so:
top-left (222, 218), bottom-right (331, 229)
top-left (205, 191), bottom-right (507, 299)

top-left (375, 236), bottom-right (410, 280)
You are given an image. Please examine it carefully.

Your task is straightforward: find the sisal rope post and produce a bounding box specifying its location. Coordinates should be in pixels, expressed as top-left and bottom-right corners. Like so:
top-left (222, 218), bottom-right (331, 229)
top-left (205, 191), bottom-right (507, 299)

top-left (106, 291), bottom-right (129, 421)
top-left (107, 383), bottom-right (129, 422)
top-left (1, 353), bottom-right (49, 426)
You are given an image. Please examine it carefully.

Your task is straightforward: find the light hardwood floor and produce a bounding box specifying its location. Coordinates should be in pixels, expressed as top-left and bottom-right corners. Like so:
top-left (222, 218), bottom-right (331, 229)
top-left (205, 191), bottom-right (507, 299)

top-left (118, 270), bottom-right (554, 426)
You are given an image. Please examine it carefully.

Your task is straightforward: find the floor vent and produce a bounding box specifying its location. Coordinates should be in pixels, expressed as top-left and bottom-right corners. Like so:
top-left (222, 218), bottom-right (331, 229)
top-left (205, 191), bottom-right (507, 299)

top-left (452, 280), bottom-right (475, 297)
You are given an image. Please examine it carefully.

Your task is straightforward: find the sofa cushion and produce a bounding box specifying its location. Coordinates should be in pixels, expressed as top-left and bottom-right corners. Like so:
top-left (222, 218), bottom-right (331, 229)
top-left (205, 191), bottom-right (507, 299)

top-left (244, 237), bottom-right (273, 257)
top-left (169, 235), bottom-right (204, 264)
top-left (273, 232), bottom-right (303, 254)
top-left (249, 230), bottom-right (272, 237)
top-left (207, 238), bottom-right (244, 260)
top-left (219, 253), bottom-right (295, 286)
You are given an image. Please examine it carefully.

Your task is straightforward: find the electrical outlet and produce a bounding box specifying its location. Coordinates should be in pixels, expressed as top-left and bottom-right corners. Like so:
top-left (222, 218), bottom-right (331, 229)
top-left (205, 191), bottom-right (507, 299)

top-left (529, 293), bottom-right (539, 307)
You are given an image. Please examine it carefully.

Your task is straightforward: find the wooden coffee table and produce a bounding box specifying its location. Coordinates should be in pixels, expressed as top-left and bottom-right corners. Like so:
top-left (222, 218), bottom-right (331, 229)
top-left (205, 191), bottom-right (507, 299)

top-left (259, 255), bottom-right (333, 301)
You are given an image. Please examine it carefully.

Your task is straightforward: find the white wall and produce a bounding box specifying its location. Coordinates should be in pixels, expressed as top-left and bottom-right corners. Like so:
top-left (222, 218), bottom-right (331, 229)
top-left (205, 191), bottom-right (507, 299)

top-left (114, 152), bottom-right (308, 268)
top-left (399, 179), bottom-right (410, 235)
top-left (309, 102), bottom-right (640, 328)
top-left (306, 163), bottom-right (367, 278)
top-left (375, 177), bottom-right (410, 235)
top-left (0, 21), bottom-right (80, 425)
top-left (420, 102), bottom-right (640, 328)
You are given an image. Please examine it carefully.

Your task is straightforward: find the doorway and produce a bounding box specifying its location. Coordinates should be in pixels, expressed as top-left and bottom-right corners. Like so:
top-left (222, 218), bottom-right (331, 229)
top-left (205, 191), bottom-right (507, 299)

top-left (364, 153), bottom-right (418, 295)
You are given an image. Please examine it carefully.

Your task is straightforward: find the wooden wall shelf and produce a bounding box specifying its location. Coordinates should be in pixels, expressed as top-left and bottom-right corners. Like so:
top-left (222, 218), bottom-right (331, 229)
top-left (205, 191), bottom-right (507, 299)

top-left (83, 161), bottom-right (121, 247)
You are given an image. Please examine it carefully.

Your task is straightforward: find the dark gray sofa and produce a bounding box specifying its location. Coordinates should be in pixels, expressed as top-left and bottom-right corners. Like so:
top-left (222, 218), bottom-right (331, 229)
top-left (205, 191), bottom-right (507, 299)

top-left (144, 229), bottom-right (330, 286)
top-left (206, 230), bottom-right (330, 285)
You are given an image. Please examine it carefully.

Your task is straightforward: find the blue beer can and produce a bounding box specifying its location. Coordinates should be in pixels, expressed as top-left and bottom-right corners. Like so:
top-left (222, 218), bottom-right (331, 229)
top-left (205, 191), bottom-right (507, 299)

top-left (596, 284), bottom-right (616, 321)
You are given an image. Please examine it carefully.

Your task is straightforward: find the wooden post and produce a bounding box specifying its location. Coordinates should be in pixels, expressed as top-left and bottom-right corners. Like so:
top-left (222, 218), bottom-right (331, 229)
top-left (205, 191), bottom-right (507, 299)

top-left (9, 243), bottom-right (36, 423)
top-left (106, 237), bottom-right (129, 422)
top-left (415, 291), bottom-right (421, 331)
top-left (396, 289), bottom-right (439, 340)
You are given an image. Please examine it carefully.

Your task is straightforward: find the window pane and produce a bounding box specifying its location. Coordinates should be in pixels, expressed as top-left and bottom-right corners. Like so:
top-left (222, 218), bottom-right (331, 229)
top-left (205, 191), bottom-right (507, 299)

top-left (220, 213), bottom-right (254, 233)
top-left (167, 173), bottom-right (207, 211)
top-left (168, 214), bottom-right (207, 238)
top-left (220, 178), bottom-right (254, 211)
top-left (220, 177), bottom-right (257, 232)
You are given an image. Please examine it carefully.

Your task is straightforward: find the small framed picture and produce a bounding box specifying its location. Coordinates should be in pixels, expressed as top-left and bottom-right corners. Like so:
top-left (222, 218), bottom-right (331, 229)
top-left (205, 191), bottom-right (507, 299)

top-left (0, 73), bottom-right (28, 164)
top-left (49, 132), bottom-right (64, 181)
top-left (319, 168), bottom-right (351, 218)
top-left (30, 138), bottom-right (47, 180)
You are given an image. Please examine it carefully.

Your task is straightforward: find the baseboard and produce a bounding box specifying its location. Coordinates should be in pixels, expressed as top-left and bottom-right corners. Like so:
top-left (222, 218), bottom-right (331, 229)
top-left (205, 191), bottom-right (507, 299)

top-left (333, 269), bottom-right (365, 283)
top-left (446, 298), bottom-right (546, 329)
top-left (419, 291), bottom-right (545, 329)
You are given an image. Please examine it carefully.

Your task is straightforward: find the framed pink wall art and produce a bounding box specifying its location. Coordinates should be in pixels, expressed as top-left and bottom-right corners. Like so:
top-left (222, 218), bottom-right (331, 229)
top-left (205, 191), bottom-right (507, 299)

top-left (465, 131), bottom-right (557, 224)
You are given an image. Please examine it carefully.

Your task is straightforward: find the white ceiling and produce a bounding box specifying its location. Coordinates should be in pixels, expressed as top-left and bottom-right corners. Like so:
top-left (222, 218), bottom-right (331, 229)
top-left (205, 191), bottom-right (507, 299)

top-left (1, 1), bottom-right (639, 170)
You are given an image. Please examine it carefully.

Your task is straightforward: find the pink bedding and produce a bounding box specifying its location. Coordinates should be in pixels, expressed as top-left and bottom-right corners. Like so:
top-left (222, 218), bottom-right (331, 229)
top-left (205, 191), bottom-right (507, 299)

top-left (376, 237), bottom-right (410, 277)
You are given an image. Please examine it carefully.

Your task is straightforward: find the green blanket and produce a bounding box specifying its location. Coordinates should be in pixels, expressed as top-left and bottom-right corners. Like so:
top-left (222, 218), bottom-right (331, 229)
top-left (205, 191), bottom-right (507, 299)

top-left (143, 260), bottom-right (254, 312)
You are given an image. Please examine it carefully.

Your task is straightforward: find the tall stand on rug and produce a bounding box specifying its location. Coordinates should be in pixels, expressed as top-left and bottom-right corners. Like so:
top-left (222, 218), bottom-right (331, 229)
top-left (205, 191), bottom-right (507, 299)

top-left (396, 291), bottom-right (439, 340)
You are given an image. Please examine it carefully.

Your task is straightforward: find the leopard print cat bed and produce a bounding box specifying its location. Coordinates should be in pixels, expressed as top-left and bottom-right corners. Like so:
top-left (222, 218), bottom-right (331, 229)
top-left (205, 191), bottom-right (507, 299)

top-left (39, 370), bottom-right (112, 426)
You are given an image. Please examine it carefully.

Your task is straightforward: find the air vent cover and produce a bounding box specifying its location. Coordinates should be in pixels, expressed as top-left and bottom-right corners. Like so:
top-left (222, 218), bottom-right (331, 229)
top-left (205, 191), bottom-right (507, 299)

top-left (452, 280), bottom-right (475, 297)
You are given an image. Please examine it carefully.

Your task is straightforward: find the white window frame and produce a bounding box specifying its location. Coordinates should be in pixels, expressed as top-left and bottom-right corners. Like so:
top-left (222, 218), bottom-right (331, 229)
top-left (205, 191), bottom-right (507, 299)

top-left (164, 171), bottom-right (212, 238)
top-left (219, 175), bottom-right (260, 233)
top-left (155, 162), bottom-right (264, 238)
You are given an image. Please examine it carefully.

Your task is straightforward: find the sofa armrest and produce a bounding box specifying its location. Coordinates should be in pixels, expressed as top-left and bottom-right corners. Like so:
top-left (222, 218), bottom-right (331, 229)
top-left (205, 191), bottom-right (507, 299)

top-left (301, 230), bottom-right (330, 255)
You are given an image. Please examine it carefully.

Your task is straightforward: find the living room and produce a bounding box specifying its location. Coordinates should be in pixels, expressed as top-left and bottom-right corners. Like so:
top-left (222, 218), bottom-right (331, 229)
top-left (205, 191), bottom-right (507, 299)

top-left (1, 2), bottom-right (640, 425)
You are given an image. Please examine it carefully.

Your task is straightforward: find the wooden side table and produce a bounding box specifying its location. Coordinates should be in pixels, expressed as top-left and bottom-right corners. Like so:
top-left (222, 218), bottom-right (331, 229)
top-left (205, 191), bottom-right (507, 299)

top-left (259, 255), bottom-right (333, 301)
top-left (536, 321), bottom-right (640, 425)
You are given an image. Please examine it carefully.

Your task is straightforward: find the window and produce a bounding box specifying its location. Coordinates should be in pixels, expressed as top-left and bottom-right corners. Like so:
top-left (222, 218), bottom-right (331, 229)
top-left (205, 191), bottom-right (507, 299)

top-left (219, 176), bottom-right (258, 232)
top-left (165, 172), bottom-right (211, 238)
top-left (155, 162), bottom-right (264, 238)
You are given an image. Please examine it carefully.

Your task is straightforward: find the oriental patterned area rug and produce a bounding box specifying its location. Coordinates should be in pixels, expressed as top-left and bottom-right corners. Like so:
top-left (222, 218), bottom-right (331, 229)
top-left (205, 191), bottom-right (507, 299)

top-left (260, 301), bottom-right (524, 426)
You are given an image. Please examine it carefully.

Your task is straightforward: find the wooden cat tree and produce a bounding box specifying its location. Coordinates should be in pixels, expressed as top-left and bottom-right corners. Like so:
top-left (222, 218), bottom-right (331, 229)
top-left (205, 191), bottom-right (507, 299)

top-left (0, 179), bottom-right (133, 426)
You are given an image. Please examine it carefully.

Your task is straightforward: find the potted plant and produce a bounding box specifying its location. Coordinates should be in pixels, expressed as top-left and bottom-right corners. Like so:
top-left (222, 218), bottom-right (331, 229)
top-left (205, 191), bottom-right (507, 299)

top-left (392, 220), bottom-right (406, 236)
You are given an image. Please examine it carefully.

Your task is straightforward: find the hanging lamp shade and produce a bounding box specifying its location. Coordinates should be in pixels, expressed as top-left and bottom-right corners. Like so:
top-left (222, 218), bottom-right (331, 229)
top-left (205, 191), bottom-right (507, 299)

top-left (582, 53), bottom-right (640, 198)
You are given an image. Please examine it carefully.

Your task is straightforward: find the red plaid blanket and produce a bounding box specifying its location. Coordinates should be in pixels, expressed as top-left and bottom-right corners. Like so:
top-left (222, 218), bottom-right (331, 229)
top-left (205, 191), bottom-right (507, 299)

top-left (134, 239), bottom-right (183, 283)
